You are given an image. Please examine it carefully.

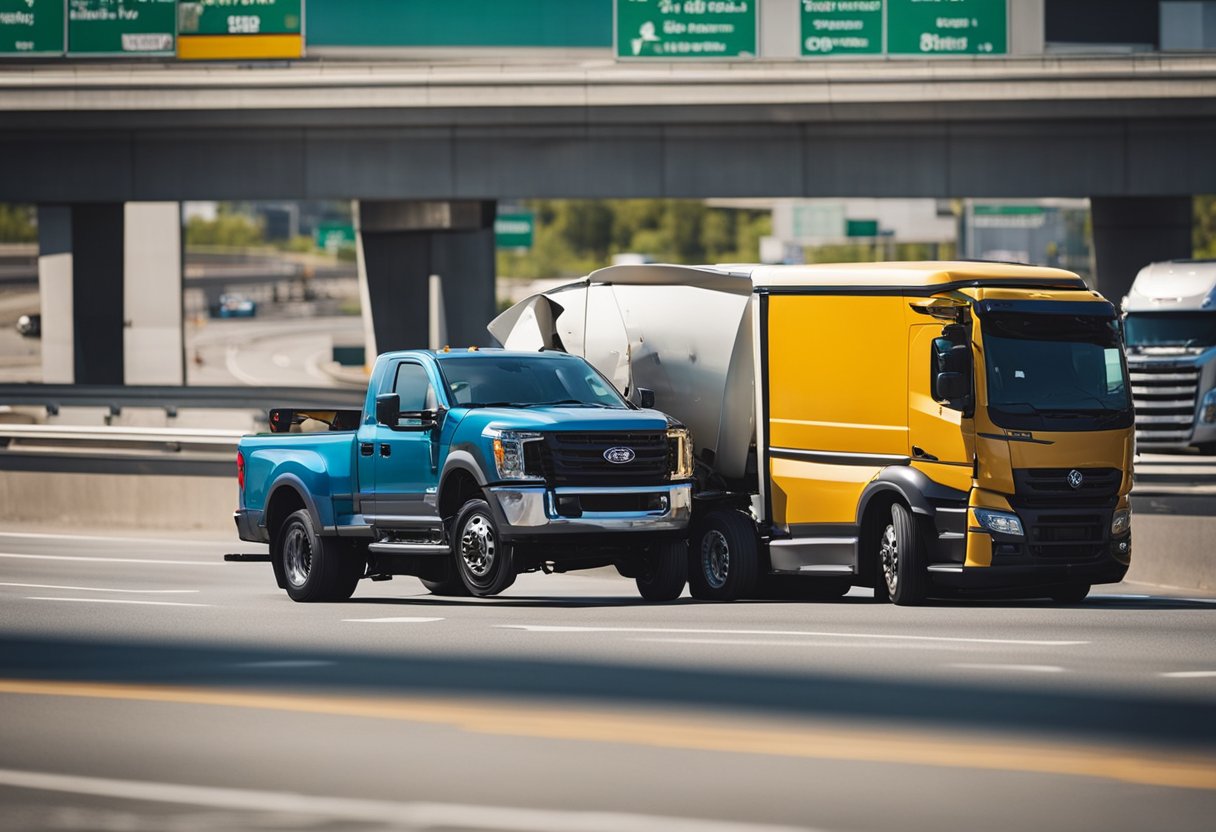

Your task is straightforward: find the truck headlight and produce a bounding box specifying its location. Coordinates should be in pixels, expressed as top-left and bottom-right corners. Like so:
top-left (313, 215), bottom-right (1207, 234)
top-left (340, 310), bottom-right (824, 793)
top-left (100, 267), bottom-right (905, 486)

top-left (973, 508), bottom-right (1024, 538)
top-left (667, 427), bottom-right (694, 480)
top-left (1111, 508), bottom-right (1131, 537)
top-left (1202, 389), bottom-right (1216, 424)
top-left (491, 430), bottom-right (542, 480)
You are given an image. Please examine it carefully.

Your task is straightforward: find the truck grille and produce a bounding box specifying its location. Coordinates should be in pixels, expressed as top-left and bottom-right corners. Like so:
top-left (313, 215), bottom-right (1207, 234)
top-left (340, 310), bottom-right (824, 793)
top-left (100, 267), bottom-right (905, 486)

top-left (1128, 360), bottom-right (1199, 446)
top-left (533, 431), bottom-right (670, 486)
top-left (1028, 513), bottom-right (1105, 559)
top-left (1012, 468), bottom-right (1121, 506)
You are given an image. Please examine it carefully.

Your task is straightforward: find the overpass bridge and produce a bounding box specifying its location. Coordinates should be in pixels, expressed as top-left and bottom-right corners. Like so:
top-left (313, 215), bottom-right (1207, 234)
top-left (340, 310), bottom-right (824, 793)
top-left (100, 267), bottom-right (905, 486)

top-left (2, 55), bottom-right (1213, 383)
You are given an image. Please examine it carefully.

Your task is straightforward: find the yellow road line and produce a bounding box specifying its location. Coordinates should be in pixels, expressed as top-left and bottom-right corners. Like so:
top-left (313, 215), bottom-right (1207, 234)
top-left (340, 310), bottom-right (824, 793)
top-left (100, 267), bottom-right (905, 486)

top-left (1, 678), bottom-right (1213, 791)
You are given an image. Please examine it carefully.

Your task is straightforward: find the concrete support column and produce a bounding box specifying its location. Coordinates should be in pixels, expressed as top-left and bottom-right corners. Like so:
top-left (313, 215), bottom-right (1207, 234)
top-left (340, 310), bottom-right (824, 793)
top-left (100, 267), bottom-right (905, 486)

top-left (1091, 197), bottom-right (1193, 305)
top-left (37, 202), bottom-right (184, 385)
top-left (1009, 0), bottom-right (1046, 56)
top-left (124, 203), bottom-right (184, 385)
top-left (354, 200), bottom-right (497, 357)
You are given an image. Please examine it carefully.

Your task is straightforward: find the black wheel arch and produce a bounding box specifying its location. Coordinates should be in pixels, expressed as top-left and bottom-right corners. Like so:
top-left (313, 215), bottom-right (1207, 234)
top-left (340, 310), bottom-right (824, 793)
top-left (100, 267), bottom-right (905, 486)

top-left (438, 454), bottom-right (489, 524)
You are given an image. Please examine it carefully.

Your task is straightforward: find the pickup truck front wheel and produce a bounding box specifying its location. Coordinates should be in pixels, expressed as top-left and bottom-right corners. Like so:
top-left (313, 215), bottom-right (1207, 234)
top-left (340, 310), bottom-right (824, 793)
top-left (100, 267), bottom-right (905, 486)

top-left (278, 509), bottom-right (362, 602)
top-left (452, 499), bottom-right (516, 597)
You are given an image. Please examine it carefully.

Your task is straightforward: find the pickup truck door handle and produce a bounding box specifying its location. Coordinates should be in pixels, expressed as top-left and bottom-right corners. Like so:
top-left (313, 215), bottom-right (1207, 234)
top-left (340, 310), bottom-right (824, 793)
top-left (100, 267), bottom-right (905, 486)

top-left (360, 443), bottom-right (374, 457)
top-left (380, 444), bottom-right (391, 457)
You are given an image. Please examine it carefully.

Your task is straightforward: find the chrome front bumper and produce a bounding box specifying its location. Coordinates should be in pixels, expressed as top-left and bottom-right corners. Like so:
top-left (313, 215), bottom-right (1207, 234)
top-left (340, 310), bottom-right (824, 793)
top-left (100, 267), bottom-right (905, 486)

top-left (487, 483), bottom-right (692, 536)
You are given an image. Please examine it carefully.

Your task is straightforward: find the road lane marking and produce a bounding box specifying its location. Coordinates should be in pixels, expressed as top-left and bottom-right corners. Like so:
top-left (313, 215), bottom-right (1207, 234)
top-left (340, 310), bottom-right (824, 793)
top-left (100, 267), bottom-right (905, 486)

top-left (1161, 671), bottom-right (1216, 679)
top-left (496, 625), bottom-right (1088, 646)
top-left (948, 664), bottom-right (1065, 674)
top-left (0, 531), bottom-right (229, 546)
top-left (632, 638), bottom-right (981, 652)
top-left (0, 553), bottom-right (223, 566)
top-left (24, 597), bottom-right (211, 608)
top-left (0, 679), bottom-right (1211, 792)
top-left (0, 582), bottom-right (198, 595)
top-left (0, 769), bottom-right (815, 832)
top-left (341, 614), bottom-right (446, 623)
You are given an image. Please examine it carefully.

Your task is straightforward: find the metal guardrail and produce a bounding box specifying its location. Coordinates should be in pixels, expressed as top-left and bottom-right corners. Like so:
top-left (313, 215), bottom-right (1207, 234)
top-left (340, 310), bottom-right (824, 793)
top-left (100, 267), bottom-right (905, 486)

top-left (0, 423), bottom-right (243, 477)
top-left (0, 384), bottom-right (363, 415)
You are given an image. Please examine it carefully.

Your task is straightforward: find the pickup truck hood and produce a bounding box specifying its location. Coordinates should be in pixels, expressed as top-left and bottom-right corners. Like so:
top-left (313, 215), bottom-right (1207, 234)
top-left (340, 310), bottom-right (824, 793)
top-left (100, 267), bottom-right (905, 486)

top-left (456, 406), bottom-right (672, 433)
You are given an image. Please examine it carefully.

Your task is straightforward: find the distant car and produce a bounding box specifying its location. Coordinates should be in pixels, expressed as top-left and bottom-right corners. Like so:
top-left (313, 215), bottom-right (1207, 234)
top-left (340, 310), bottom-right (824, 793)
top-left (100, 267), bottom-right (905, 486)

top-left (214, 294), bottom-right (257, 318)
top-left (15, 314), bottom-right (40, 338)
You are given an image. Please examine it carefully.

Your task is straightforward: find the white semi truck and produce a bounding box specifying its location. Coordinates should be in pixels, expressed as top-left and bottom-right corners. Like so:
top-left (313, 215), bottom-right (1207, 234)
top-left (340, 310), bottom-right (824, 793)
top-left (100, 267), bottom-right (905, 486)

top-left (1122, 260), bottom-right (1216, 454)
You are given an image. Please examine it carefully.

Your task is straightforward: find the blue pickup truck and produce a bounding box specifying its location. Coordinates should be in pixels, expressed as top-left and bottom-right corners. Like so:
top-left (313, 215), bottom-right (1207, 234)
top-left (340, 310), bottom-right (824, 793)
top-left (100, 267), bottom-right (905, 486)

top-left (235, 349), bottom-right (694, 601)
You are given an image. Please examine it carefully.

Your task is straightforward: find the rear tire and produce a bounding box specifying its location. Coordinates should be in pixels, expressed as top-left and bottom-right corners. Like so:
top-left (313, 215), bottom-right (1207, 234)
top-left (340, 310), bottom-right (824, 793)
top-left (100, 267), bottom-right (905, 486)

top-left (1049, 583), bottom-right (1090, 604)
top-left (879, 502), bottom-right (928, 606)
top-left (635, 540), bottom-right (688, 602)
top-left (277, 509), bottom-right (362, 602)
top-left (688, 510), bottom-right (759, 601)
top-left (452, 499), bottom-right (516, 597)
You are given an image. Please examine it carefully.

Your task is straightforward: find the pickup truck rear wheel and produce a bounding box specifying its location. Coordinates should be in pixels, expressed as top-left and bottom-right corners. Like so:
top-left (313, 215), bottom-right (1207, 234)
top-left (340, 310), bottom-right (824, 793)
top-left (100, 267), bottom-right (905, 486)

top-left (635, 540), bottom-right (688, 602)
top-left (278, 509), bottom-right (362, 602)
top-left (452, 499), bottom-right (516, 597)
top-left (688, 509), bottom-right (759, 601)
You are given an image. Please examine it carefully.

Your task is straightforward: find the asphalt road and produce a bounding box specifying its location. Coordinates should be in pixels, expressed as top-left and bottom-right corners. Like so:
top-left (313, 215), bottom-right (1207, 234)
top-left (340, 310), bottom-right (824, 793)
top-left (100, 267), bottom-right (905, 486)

top-left (0, 529), bottom-right (1214, 831)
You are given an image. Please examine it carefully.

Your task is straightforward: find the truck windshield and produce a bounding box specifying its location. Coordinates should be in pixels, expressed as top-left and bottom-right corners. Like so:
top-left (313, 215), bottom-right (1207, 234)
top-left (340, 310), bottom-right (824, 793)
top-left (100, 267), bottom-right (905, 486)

top-left (438, 356), bottom-right (629, 409)
top-left (1123, 312), bottom-right (1216, 348)
top-left (982, 313), bottom-right (1132, 431)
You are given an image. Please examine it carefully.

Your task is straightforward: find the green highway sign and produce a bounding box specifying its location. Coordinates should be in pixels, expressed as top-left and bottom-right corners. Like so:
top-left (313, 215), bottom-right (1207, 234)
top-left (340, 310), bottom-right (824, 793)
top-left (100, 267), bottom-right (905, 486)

top-left (314, 222), bottom-right (356, 252)
top-left (887, 0), bottom-right (1006, 55)
top-left (495, 213), bottom-right (535, 249)
top-left (846, 219), bottom-right (880, 237)
top-left (179, 0), bottom-right (302, 36)
top-left (616, 0), bottom-right (757, 60)
top-left (68, 0), bottom-right (176, 56)
top-left (801, 0), bottom-right (883, 56)
top-left (0, 0), bottom-right (64, 56)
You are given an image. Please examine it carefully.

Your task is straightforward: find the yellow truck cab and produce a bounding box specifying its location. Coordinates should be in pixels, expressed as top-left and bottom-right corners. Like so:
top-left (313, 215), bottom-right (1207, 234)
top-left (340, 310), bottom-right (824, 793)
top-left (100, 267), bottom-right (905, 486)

top-left (492, 262), bottom-right (1134, 605)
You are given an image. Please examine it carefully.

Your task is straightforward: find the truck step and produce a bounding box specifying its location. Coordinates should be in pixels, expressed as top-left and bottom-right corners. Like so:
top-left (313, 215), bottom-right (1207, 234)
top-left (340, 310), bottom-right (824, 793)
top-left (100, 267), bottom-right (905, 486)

top-left (367, 541), bottom-right (451, 556)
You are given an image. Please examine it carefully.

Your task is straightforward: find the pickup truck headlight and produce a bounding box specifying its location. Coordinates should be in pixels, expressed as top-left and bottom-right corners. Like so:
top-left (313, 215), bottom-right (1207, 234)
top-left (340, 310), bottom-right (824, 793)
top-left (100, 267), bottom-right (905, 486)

top-left (667, 427), bottom-right (694, 480)
top-left (491, 430), bottom-right (542, 480)
top-left (1111, 508), bottom-right (1131, 537)
top-left (973, 508), bottom-right (1024, 538)
top-left (1202, 389), bottom-right (1216, 424)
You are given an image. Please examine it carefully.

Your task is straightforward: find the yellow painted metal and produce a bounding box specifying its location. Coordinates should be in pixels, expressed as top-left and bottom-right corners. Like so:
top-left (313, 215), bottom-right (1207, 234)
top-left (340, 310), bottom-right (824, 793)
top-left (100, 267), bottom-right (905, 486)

top-left (770, 457), bottom-right (879, 529)
top-left (178, 34), bottom-right (303, 60)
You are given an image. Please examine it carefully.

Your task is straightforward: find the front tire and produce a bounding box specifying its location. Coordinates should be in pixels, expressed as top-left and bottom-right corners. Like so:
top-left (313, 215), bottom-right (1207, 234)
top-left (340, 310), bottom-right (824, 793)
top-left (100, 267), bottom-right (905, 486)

top-left (878, 502), bottom-right (928, 606)
top-left (277, 509), bottom-right (362, 602)
top-left (635, 540), bottom-right (688, 602)
top-left (452, 498), bottom-right (516, 597)
top-left (688, 509), bottom-right (759, 601)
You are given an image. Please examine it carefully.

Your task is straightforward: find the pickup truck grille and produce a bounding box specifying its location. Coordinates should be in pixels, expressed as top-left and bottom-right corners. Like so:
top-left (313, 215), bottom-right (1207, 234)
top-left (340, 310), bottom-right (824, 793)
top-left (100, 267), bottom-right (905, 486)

top-left (1127, 360), bottom-right (1199, 446)
top-left (532, 431), bottom-right (670, 486)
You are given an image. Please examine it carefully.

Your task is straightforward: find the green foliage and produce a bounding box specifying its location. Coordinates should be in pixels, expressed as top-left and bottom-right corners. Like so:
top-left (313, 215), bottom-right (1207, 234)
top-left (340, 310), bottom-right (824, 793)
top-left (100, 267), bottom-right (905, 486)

top-left (1196, 196), bottom-right (1216, 259)
top-left (185, 205), bottom-right (265, 248)
top-left (0, 205), bottom-right (37, 243)
top-left (497, 199), bottom-right (772, 279)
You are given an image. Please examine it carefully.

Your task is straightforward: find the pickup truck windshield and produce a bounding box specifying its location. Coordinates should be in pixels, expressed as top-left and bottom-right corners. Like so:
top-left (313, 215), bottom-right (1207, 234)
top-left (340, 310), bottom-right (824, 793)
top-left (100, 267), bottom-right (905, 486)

top-left (982, 312), bottom-right (1131, 430)
top-left (1124, 312), bottom-right (1216, 348)
top-left (438, 355), bottom-right (629, 409)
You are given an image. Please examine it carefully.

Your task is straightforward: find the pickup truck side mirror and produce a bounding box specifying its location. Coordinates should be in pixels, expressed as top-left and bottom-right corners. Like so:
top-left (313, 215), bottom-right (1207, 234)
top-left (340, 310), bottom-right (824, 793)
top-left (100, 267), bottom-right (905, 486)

top-left (636, 387), bottom-right (656, 409)
top-left (375, 394), bottom-right (400, 427)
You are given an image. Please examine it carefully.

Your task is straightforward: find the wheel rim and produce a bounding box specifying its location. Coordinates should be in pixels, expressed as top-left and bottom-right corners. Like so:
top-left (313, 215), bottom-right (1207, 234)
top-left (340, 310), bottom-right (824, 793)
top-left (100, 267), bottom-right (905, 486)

top-left (283, 525), bottom-right (312, 588)
top-left (701, 529), bottom-right (730, 589)
top-left (460, 514), bottom-right (497, 578)
top-left (879, 523), bottom-right (899, 595)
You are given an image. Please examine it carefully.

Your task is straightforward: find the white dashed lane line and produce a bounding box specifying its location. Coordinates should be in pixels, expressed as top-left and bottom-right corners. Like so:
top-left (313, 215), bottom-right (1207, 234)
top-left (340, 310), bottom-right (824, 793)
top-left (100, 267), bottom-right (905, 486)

top-left (24, 597), bottom-right (212, 608)
top-left (0, 553), bottom-right (222, 566)
top-left (948, 664), bottom-right (1066, 674)
top-left (495, 625), bottom-right (1088, 646)
top-left (1160, 671), bottom-right (1216, 679)
top-left (0, 582), bottom-right (198, 595)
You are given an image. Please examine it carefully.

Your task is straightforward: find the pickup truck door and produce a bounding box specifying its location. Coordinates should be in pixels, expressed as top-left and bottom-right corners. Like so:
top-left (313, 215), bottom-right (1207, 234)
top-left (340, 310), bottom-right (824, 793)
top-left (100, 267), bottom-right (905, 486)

top-left (364, 360), bottom-right (444, 532)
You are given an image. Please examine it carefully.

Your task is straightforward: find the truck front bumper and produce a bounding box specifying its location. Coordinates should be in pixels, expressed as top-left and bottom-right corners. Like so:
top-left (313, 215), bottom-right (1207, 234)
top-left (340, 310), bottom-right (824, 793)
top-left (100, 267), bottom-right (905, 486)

top-left (486, 483), bottom-right (692, 540)
top-left (927, 537), bottom-right (1130, 591)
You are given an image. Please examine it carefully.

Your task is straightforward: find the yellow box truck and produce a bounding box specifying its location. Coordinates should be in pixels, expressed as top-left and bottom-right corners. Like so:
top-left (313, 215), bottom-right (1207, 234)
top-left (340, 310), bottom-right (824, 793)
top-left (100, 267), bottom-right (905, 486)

top-left (491, 262), bottom-right (1134, 605)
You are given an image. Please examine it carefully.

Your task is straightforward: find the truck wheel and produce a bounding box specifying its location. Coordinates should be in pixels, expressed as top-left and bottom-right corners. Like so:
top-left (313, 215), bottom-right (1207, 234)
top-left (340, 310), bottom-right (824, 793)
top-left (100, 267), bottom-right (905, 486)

top-left (879, 502), bottom-right (928, 606)
top-left (277, 509), bottom-right (362, 602)
top-left (635, 540), bottom-right (688, 602)
top-left (420, 561), bottom-right (471, 597)
top-left (1049, 583), bottom-right (1090, 604)
top-left (688, 509), bottom-right (759, 601)
top-left (452, 499), bottom-right (516, 597)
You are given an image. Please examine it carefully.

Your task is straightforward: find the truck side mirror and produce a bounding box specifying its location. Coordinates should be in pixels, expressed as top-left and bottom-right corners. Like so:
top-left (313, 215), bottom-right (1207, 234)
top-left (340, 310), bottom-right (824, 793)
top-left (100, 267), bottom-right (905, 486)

top-left (375, 393), bottom-right (400, 427)
top-left (931, 336), bottom-right (973, 412)
top-left (637, 387), bottom-right (656, 409)
top-left (935, 372), bottom-right (968, 401)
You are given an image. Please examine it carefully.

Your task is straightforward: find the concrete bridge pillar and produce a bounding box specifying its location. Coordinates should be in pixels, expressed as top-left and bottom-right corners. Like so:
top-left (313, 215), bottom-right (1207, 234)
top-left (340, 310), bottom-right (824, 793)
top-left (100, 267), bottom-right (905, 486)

top-left (354, 200), bottom-right (497, 358)
top-left (37, 203), bottom-right (184, 385)
top-left (1091, 197), bottom-right (1193, 306)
